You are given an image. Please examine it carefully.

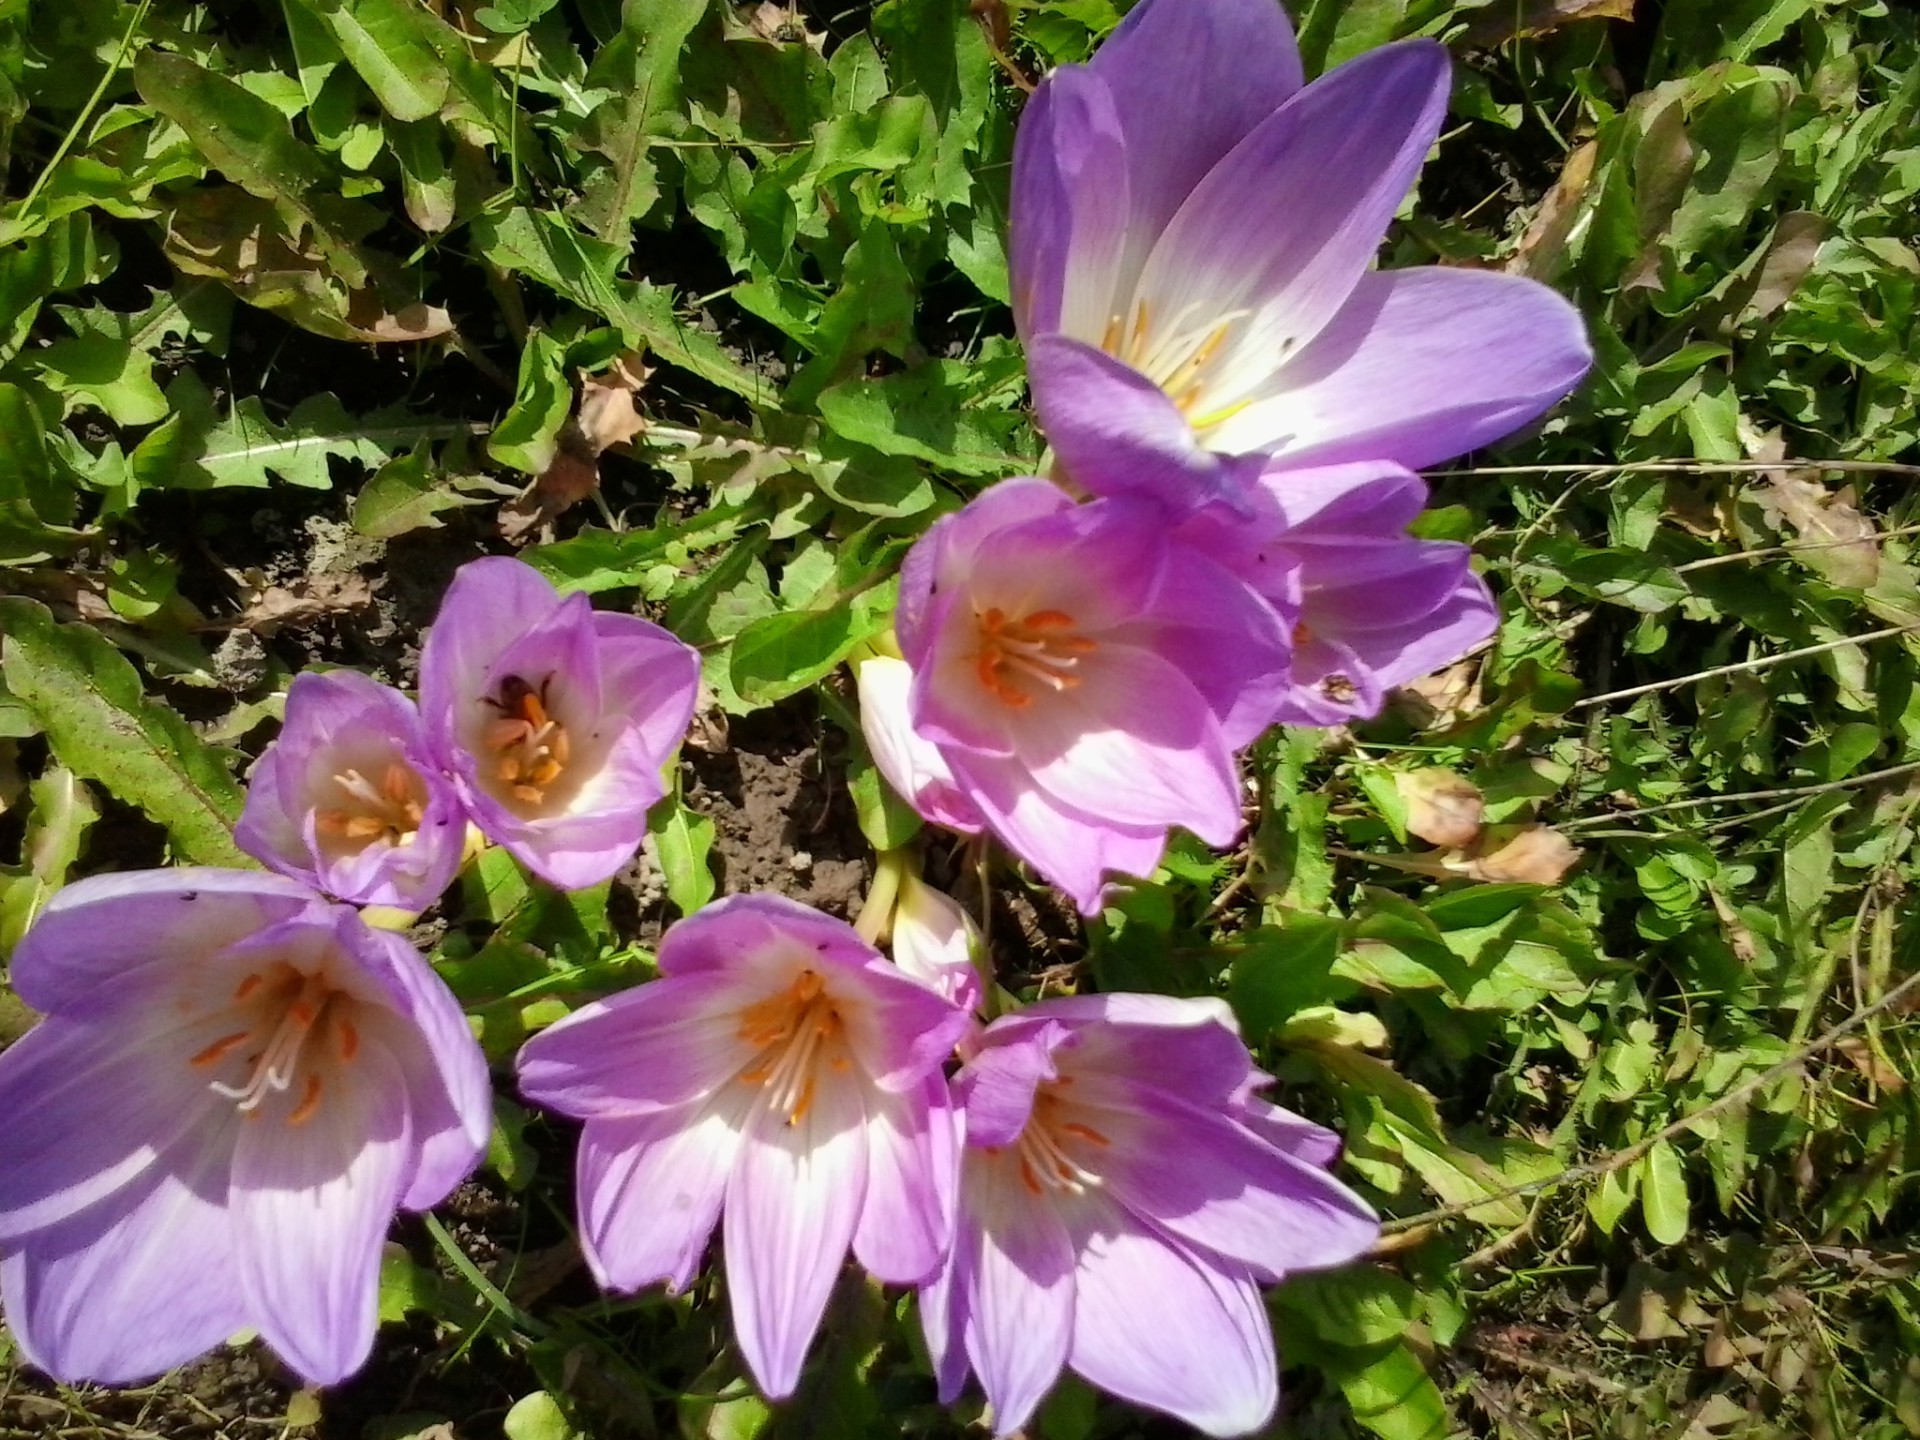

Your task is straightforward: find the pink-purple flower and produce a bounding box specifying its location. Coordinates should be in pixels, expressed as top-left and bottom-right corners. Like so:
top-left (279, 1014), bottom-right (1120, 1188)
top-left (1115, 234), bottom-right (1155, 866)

top-left (1013, 0), bottom-right (1590, 493)
top-left (515, 893), bottom-right (970, 1399)
top-left (235, 670), bottom-right (468, 911)
top-left (920, 994), bottom-right (1378, 1436)
top-left (870, 476), bottom-right (1290, 914)
top-left (419, 556), bottom-right (701, 891)
top-left (0, 869), bottom-right (490, 1386)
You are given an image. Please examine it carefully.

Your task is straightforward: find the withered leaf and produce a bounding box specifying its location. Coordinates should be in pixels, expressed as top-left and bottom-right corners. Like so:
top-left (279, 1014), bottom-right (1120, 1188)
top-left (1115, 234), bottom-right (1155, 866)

top-left (1465, 0), bottom-right (1635, 48)
top-left (228, 569), bottom-right (377, 636)
top-left (1396, 768), bottom-right (1487, 849)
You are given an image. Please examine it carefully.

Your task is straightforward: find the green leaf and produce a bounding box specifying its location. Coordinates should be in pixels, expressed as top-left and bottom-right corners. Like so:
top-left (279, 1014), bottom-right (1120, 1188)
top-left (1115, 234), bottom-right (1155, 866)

top-left (1639, 1138), bottom-right (1690, 1245)
top-left (1329, 1340), bottom-right (1451, 1440)
top-left (649, 794), bottom-right (716, 916)
top-left (503, 1391), bottom-right (583, 1440)
top-left (0, 766), bottom-right (98, 952)
top-left (0, 599), bottom-right (248, 865)
top-left (816, 360), bottom-right (1026, 475)
top-left (292, 0), bottom-right (453, 123)
top-left (729, 574), bottom-right (898, 708)
top-left (133, 376), bottom-right (397, 491)
top-left (489, 331), bottom-right (573, 475)
top-left (352, 444), bottom-right (490, 538)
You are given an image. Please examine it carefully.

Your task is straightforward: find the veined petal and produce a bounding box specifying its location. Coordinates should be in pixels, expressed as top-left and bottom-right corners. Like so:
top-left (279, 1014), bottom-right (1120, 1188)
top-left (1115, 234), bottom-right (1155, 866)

top-left (958, 1154), bottom-right (1076, 1435)
top-left (232, 1041), bottom-right (412, 1386)
top-left (576, 1096), bottom-right (749, 1295)
top-left (724, 1076), bottom-right (869, 1399)
top-left (517, 973), bottom-right (753, 1119)
top-left (1011, 67), bottom-right (1130, 341)
top-left (1210, 266), bottom-right (1593, 466)
top-left (852, 1076), bottom-right (958, 1287)
top-left (591, 611), bottom-right (702, 763)
top-left (1135, 42), bottom-right (1451, 417)
top-left (1016, 646), bottom-right (1243, 846)
top-left (855, 655), bottom-right (987, 834)
top-left (1, 1145), bottom-right (247, 1386)
top-left (10, 869), bottom-right (315, 1016)
top-left (418, 556), bottom-right (564, 746)
top-left (0, 1017), bottom-right (218, 1242)
top-left (1064, 1197), bottom-right (1277, 1438)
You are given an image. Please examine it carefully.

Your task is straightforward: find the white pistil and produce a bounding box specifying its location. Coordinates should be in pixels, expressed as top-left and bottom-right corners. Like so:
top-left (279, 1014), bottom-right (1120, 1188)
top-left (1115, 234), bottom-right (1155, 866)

top-left (201, 973), bottom-right (340, 1124)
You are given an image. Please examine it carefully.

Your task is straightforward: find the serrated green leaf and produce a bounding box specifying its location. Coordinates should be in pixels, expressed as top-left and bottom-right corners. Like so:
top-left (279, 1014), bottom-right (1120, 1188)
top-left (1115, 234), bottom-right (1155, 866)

top-left (0, 599), bottom-right (247, 865)
top-left (292, 0), bottom-right (453, 123)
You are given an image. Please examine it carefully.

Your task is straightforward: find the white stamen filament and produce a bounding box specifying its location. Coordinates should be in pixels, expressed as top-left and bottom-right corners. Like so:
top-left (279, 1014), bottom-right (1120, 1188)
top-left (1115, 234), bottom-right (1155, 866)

top-left (736, 971), bottom-right (850, 1126)
top-left (1100, 298), bottom-right (1258, 430)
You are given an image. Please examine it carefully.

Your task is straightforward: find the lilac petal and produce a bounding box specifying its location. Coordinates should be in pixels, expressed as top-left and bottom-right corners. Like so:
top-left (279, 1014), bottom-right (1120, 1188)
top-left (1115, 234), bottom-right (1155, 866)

top-left (856, 656), bottom-right (987, 834)
top-left (917, 1240), bottom-right (972, 1403)
top-left (1212, 266), bottom-right (1593, 466)
top-left (10, 869), bottom-right (316, 1016)
top-left (724, 1077), bottom-right (869, 1400)
top-left (947, 750), bottom-right (1171, 915)
top-left (1078, 1081), bottom-right (1379, 1279)
top-left (656, 891), bottom-right (878, 980)
top-left (1369, 570), bottom-right (1499, 690)
top-left (1023, 993), bottom-right (1255, 1103)
top-left (1256, 460), bottom-right (1428, 533)
top-left (590, 612), bottom-right (700, 797)
top-left (1093, 0), bottom-right (1304, 240)
top-left (851, 1076), bottom-right (956, 1287)
top-left (576, 1097), bottom-right (748, 1294)
top-left (1, 1147), bottom-right (247, 1386)
top-left (897, 477), bottom-right (1075, 656)
top-left (952, 1018), bottom-right (1067, 1147)
top-left (232, 1041), bottom-right (412, 1386)
top-left (1235, 1094), bottom-right (1345, 1172)
top-left (1063, 1198), bottom-right (1277, 1438)
top-left (1017, 645), bottom-right (1242, 845)
top-left (0, 1017), bottom-right (217, 1242)
top-left (1136, 42), bottom-right (1451, 413)
top-left (1027, 336), bottom-right (1241, 515)
top-left (958, 1158), bottom-right (1076, 1435)
top-left (351, 932), bottom-right (490, 1212)
top-left (517, 974), bottom-right (751, 1119)
top-left (418, 556), bottom-right (564, 747)
top-left (1010, 66), bottom-right (1130, 340)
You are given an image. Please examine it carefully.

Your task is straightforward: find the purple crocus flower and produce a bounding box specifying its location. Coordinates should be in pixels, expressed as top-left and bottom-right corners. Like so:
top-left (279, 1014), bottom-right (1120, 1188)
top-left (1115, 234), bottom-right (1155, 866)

top-left (235, 670), bottom-right (468, 911)
top-left (877, 476), bottom-right (1289, 915)
top-left (516, 893), bottom-right (970, 1400)
top-left (1180, 460), bottom-right (1498, 726)
top-left (1013, 0), bottom-right (1591, 494)
top-left (0, 869), bottom-right (490, 1386)
top-left (419, 556), bottom-right (700, 891)
top-left (920, 994), bottom-right (1378, 1437)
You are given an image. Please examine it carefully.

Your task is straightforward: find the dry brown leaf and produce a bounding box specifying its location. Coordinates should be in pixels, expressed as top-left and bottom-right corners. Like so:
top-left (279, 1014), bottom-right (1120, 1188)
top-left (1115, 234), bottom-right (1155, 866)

top-left (1834, 1035), bottom-right (1906, 1091)
top-left (1396, 768), bottom-right (1486, 849)
top-left (1454, 826), bottom-right (1582, 885)
top-left (229, 569), bottom-right (377, 636)
top-left (1752, 431), bottom-right (1880, 590)
top-left (578, 352), bottom-right (652, 453)
top-left (1508, 140), bottom-right (1598, 280)
top-left (1465, 0), bottom-right (1634, 46)
top-left (499, 355), bottom-right (653, 543)
top-left (1739, 211), bottom-right (1828, 323)
top-left (1395, 659), bottom-right (1484, 729)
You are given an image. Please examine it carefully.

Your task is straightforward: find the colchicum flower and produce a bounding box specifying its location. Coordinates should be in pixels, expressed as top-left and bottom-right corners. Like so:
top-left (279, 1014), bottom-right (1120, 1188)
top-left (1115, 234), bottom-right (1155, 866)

top-left (873, 476), bottom-right (1290, 915)
top-left (236, 669), bottom-right (468, 911)
top-left (1178, 460), bottom-right (1498, 726)
top-left (920, 995), bottom-right (1378, 1437)
top-left (419, 556), bottom-right (700, 891)
top-left (516, 893), bottom-right (971, 1400)
top-left (1013, 0), bottom-right (1591, 491)
top-left (0, 869), bottom-right (490, 1386)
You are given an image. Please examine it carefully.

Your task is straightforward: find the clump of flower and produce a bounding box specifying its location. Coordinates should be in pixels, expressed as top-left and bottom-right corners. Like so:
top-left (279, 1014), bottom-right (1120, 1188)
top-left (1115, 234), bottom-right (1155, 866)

top-left (865, 476), bottom-right (1290, 914)
top-left (236, 670), bottom-right (468, 912)
top-left (0, 870), bottom-right (490, 1386)
top-left (516, 892), bottom-right (971, 1400)
top-left (920, 995), bottom-right (1378, 1436)
top-left (1014, 0), bottom-right (1591, 489)
top-left (420, 556), bottom-right (701, 891)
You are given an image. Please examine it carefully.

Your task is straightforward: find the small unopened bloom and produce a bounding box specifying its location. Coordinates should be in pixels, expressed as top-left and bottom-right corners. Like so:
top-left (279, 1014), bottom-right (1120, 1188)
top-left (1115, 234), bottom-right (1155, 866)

top-left (516, 893), bottom-right (970, 1400)
top-left (419, 556), bottom-right (700, 891)
top-left (0, 869), bottom-right (490, 1386)
top-left (880, 477), bottom-right (1289, 914)
top-left (236, 670), bottom-right (467, 911)
top-left (1015, 0), bottom-right (1589, 489)
top-left (889, 872), bottom-right (985, 1015)
top-left (921, 995), bottom-right (1378, 1436)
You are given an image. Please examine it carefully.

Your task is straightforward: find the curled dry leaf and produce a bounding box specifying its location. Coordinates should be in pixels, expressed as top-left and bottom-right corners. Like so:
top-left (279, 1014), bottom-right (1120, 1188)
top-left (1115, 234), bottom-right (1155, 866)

top-left (499, 353), bottom-right (652, 543)
top-left (226, 568), bottom-right (377, 636)
top-left (1453, 826), bottom-right (1582, 885)
top-left (578, 353), bottom-right (652, 453)
top-left (1396, 658), bottom-right (1484, 729)
top-left (1465, 0), bottom-right (1634, 47)
top-left (1754, 461), bottom-right (1880, 591)
top-left (1509, 140), bottom-right (1599, 281)
top-left (1396, 768), bottom-right (1486, 849)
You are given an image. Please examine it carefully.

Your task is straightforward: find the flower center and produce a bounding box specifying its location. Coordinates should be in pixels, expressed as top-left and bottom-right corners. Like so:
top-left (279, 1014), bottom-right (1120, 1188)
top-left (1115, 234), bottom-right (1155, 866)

top-left (483, 673), bottom-right (571, 806)
top-left (735, 968), bottom-right (851, 1125)
top-left (974, 607), bottom-right (1096, 709)
top-left (187, 966), bottom-right (361, 1127)
top-left (994, 1080), bottom-right (1111, 1196)
top-left (315, 762), bottom-right (426, 851)
top-left (1099, 299), bottom-right (1253, 434)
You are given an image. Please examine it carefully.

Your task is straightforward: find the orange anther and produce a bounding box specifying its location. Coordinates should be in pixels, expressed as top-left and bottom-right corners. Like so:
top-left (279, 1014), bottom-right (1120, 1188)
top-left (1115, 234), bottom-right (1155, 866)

top-left (234, 974), bottom-right (264, 1001)
top-left (335, 1015), bottom-right (359, 1063)
top-left (287, 1074), bottom-right (324, 1126)
top-left (189, 1031), bottom-right (252, 1069)
top-left (1058, 1122), bottom-right (1110, 1146)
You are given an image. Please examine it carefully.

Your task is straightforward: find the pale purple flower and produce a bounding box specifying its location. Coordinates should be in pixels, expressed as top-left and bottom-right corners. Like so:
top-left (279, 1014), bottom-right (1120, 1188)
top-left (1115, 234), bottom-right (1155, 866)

top-left (235, 670), bottom-right (467, 911)
top-left (920, 994), bottom-right (1378, 1437)
top-left (889, 873), bottom-right (986, 1016)
top-left (419, 556), bottom-right (700, 891)
top-left (0, 869), bottom-right (490, 1387)
top-left (515, 893), bottom-right (970, 1400)
top-left (1178, 460), bottom-right (1498, 726)
top-left (1013, 0), bottom-right (1591, 493)
top-left (882, 476), bottom-right (1290, 915)
top-left (856, 654), bottom-right (988, 836)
